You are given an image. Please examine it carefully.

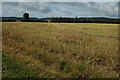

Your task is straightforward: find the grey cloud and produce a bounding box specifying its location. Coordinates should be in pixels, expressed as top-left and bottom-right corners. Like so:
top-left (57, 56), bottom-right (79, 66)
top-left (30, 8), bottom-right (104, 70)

top-left (17, 2), bottom-right (52, 13)
top-left (2, 2), bottom-right (19, 6)
top-left (60, 2), bottom-right (118, 17)
top-left (2, 2), bottom-right (118, 17)
top-left (89, 2), bottom-right (118, 17)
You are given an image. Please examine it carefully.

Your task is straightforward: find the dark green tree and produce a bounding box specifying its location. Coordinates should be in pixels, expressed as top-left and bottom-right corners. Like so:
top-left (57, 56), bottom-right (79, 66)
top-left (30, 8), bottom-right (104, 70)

top-left (23, 13), bottom-right (30, 21)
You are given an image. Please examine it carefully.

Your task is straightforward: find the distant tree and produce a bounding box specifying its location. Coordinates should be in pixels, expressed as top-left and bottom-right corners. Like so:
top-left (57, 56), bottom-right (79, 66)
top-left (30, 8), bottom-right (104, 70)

top-left (23, 13), bottom-right (30, 21)
top-left (75, 16), bottom-right (78, 23)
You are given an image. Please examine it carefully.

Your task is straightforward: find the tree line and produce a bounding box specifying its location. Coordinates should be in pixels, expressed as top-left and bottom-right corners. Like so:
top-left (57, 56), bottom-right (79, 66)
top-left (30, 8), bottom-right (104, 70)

top-left (1, 17), bottom-right (119, 24)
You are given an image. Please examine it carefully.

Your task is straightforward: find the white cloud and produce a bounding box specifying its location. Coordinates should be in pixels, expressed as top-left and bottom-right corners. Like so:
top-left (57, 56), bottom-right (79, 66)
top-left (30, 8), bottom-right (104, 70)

top-left (59, 7), bottom-right (66, 12)
top-left (12, 7), bottom-right (25, 12)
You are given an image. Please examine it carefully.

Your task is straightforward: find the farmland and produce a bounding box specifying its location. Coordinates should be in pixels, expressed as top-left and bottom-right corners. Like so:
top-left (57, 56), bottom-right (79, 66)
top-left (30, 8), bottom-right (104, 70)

top-left (2, 22), bottom-right (118, 78)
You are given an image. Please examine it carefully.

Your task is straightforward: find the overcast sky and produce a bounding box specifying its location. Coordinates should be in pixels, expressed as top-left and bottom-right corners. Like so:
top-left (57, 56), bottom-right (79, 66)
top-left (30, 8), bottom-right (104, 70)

top-left (2, 2), bottom-right (119, 18)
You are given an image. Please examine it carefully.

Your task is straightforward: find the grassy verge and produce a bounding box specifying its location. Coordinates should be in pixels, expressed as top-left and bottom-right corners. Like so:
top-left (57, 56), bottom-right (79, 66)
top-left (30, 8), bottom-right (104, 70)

top-left (2, 53), bottom-right (38, 78)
